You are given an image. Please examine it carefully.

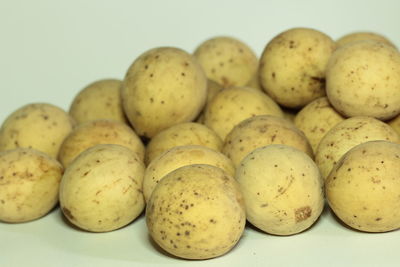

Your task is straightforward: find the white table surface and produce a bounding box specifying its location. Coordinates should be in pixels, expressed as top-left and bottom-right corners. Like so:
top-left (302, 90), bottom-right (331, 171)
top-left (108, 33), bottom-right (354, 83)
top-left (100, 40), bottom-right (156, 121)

top-left (1, 1), bottom-right (400, 266)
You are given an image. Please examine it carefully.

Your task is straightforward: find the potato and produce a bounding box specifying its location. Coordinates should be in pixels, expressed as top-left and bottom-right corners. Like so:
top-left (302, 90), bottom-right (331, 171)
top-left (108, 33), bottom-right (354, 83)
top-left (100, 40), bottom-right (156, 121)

top-left (146, 164), bottom-right (245, 259)
top-left (195, 80), bottom-right (223, 124)
top-left (143, 145), bottom-right (235, 202)
top-left (58, 119), bottom-right (144, 168)
top-left (204, 86), bottom-right (283, 140)
top-left (0, 148), bottom-right (63, 223)
top-left (193, 36), bottom-right (258, 87)
top-left (59, 144), bottom-right (145, 232)
top-left (246, 73), bottom-right (263, 91)
top-left (326, 40), bottom-right (400, 120)
top-left (223, 115), bottom-right (313, 168)
top-left (0, 103), bottom-right (74, 158)
top-left (326, 140), bottom-right (400, 232)
top-left (315, 116), bottom-right (400, 179)
top-left (294, 97), bottom-right (345, 152)
top-left (236, 144), bottom-right (324, 235)
top-left (259, 27), bottom-right (336, 108)
top-left (122, 47), bottom-right (207, 138)
top-left (336, 32), bottom-right (397, 49)
top-left (145, 122), bottom-right (222, 165)
top-left (69, 79), bottom-right (128, 125)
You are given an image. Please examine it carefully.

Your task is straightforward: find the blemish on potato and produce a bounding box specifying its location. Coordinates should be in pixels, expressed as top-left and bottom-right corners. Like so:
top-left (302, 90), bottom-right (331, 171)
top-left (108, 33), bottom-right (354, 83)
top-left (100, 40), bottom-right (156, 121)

top-left (295, 206), bottom-right (312, 223)
top-left (62, 207), bottom-right (75, 221)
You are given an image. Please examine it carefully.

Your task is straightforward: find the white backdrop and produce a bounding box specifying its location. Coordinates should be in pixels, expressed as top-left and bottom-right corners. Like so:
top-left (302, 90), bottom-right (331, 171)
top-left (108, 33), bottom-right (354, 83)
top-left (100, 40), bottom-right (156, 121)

top-left (0, 1), bottom-right (400, 266)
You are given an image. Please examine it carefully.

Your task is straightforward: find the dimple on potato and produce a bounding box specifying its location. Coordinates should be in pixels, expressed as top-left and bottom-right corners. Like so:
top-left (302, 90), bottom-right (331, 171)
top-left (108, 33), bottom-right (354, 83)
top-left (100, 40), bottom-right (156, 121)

top-left (204, 86), bottom-right (283, 140)
top-left (0, 103), bottom-right (75, 158)
top-left (0, 148), bottom-right (63, 223)
top-left (143, 145), bottom-right (235, 202)
top-left (235, 144), bottom-right (324, 235)
top-left (223, 115), bottom-right (313, 168)
top-left (193, 36), bottom-right (258, 88)
top-left (122, 47), bottom-right (207, 138)
top-left (259, 27), bottom-right (336, 108)
top-left (294, 97), bottom-right (345, 152)
top-left (145, 122), bottom-right (223, 165)
top-left (326, 140), bottom-right (400, 232)
top-left (69, 79), bottom-right (128, 125)
top-left (326, 40), bottom-right (400, 120)
top-left (58, 119), bottom-right (144, 168)
top-left (315, 116), bottom-right (400, 179)
top-left (59, 144), bottom-right (145, 232)
top-left (146, 164), bottom-right (246, 259)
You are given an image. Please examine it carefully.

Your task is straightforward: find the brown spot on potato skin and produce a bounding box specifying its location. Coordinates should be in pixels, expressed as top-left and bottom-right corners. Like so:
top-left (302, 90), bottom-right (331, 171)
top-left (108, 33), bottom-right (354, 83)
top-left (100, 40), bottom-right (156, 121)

top-left (295, 206), bottom-right (312, 223)
top-left (62, 207), bottom-right (75, 221)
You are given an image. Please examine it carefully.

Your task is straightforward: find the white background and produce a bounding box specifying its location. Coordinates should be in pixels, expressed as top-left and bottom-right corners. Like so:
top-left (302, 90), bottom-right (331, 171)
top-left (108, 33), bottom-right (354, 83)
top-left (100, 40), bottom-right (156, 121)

top-left (0, 0), bottom-right (400, 266)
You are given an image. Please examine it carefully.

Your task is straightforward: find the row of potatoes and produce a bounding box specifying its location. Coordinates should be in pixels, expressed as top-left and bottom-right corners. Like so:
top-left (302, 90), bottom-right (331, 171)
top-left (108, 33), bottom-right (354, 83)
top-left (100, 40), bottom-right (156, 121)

top-left (1, 27), bottom-right (400, 260)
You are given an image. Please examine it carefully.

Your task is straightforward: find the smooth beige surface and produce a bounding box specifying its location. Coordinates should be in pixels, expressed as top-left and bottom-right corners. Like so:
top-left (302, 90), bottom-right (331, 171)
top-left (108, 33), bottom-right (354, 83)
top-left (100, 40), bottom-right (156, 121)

top-left (1, 0), bottom-right (400, 266)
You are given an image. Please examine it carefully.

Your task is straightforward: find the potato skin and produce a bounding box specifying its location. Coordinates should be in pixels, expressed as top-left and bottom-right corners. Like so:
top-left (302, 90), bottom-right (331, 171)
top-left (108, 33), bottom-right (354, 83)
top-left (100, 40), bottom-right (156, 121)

top-left (315, 116), bottom-right (400, 179)
top-left (223, 115), bottom-right (313, 168)
top-left (326, 40), bottom-right (400, 120)
top-left (0, 103), bottom-right (74, 158)
top-left (69, 79), bottom-right (128, 125)
top-left (59, 144), bottom-right (145, 232)
top-left (0, 148), bottom-right (63, 223)
top-left (145, 122), bottom-right (222, 165)
top-left (259, 27), bottom-right (336, 108)
top-left (122, 47), bottom-right (207, 138)
top-left (146, 164), bottom-right (245, 260)
top-left (236, 145), bottom-right (324, 235)
top-left (204, 86), bottom-right (283, 140)
top-left (143, 145), bottom-right (235, 202)
top-left (58, 119), bottom-right (144, 168)
top-left (326, 141), bottom-right (400, 232)
top-left (193, 36), bottom-right (258, 87)
top-left (294, 97), bottom-right (345, 152)
top-left (336, 32), bottom-right (397, 49)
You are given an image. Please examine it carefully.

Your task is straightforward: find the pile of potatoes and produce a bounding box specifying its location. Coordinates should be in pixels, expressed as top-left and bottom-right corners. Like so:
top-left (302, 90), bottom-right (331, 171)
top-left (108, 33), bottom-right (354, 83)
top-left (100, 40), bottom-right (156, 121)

top-left (1, 27), bottom-right (400, 260)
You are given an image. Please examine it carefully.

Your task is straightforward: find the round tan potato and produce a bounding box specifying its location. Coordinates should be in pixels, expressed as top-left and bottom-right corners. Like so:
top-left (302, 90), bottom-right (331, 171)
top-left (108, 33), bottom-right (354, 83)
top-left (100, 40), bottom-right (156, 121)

top-left (0, 148), bottom-right (63, 223)
top-left (58, 119), bottom-right (144, 167)
top-left (145, 122), bottom-right (222, 165)
top-left (143, 145), bottom-right (235, 202)
top-left (326, 140), bottom-right (400, 232)
top-left (315, 116), bottom-right (400, 179)
top-left (223, 115), bottom-right (313, 168)
top-left (204, 86), bottom-right (283, 140)
top-left (336, 32), bottom-right (397, 49)
top-left (294, 97), bottom-right (345, 152)
top-left (259, 27), bottom-right (336, 108)
top-left (236, 144), bottom-right (324, 235)
top-left (69, 79), bottom-right (128, 125)
top-left (60, 144), bottom-right (145, 232)
top-left (193, 36), bottom-right (258, 87)
top-left (0, 103), bottom-right (74, 158)
top-left (146, 164), bottom-right (245, 259)
top-left (122, 47), bottom-right (207, 138)
top-left (326, 40), bottom-right (400, 120)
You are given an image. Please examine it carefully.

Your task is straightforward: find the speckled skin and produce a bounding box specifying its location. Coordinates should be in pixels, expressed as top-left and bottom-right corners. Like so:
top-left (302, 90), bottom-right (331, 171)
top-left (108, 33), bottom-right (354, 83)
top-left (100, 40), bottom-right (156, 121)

top-left (236, 145), bottom-right (324, 235)
top-left (69, 79), bottom-right (128, 125)
top-left (294, 97), bottom-right (345, 152)
top-left (204, 86), bottom-right (283, 140)
top-left (222, 115), bottom-right (313, 168)
top-left (0, 103), bottom-right (75, 158)
top-left (59, 144), bottom-right (145, 232)
top-left (326, 140), bottom-right (400, 232)
top-left (122, 47), bottom-right (207, 138)
top-left (145, 122), bottom-right (222, 165)
top-left (315, 116), bottom-right (400, 179)
top-left (146, 164), bottom-right (245, 260)
top-left (336, 32), bottom-right (397, 49)
top-left (0, 148), bottom-right (63, 223)
top-left (58, 119), bottom-right (144, 168)
top-left (326, 40), bottom-right (400, 120)
top-left (259, 28), bottom-right (336, 108)
top-left (193, 36), bottom-right (258, 88)
top-left (143, 145), bottom-right (235, 202)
